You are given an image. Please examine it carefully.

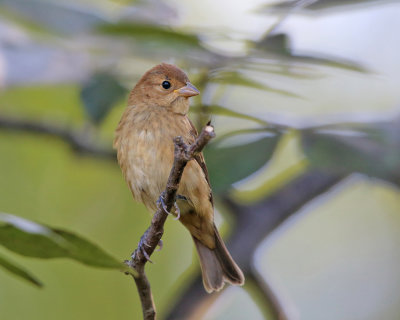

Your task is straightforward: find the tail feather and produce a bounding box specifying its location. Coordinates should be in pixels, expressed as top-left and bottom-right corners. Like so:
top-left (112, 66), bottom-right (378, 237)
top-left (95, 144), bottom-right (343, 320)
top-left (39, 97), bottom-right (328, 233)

top-left (192, 225), bottom-right (244, 293)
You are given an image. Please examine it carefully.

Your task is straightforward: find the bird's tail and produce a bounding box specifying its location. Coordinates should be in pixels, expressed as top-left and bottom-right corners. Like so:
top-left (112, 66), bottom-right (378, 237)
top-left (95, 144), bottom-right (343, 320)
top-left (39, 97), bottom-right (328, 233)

top-left (192, 225), bottom-right (244, 293)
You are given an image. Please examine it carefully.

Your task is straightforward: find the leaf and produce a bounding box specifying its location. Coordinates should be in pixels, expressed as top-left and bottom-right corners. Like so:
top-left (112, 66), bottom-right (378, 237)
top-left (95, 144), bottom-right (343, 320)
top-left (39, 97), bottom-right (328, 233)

top-left (80, 72), bottom-right (127, 124)
top-left (209, 70), bottom-right (301, 97)
top-left (98, 23), bottom-right (202, 51)
top-left (0, 213), bottom-right (123, 269)
top-left (0, 253), bottom-right (42, 287)
top-left (251, 33), bottom-right (368, 73)
top-left (190, 105), bottom-right (268, 125)
top-left (0, 0), bottom-right (106, 34)
top-left (204, 131), bottom-right (281, 193)
top-left (51, 230), bottom-right (122, 268)
top-left (264, 0), bottom-right (398, 13)
top-left (97, 23), bottom-right (220, 65)
top-left (301, 120), bottom-right (400, 186)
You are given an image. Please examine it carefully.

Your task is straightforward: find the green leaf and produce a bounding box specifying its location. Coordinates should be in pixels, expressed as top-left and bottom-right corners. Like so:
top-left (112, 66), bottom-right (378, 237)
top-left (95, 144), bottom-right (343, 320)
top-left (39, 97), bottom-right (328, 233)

top-left (97, 22), bottom-right (220, 66)
top-left (191, 105), bottom-right (268, 125)
top-left (209, 70), bottom-right (301, 97)
top-left (51, 230), bottom-right (123, 268)
top-left (204, 131), bottom-right (281, 193)
top-left (301, 120), bottom-right (400, 186)
top-left (0, 213), bottom-right (123, 269)
top-left (80, 72), bottom-right (127, 125)
top-left (0, 253), bottom-right (42, 287)
top-left (98, 22), bottom-right (202, 51)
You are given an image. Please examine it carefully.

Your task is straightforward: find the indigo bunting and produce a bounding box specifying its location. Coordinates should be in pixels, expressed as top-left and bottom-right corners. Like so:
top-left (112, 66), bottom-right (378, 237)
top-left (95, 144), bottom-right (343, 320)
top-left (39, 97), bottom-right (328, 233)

top-left (114, 63), bottom-right (244, 292)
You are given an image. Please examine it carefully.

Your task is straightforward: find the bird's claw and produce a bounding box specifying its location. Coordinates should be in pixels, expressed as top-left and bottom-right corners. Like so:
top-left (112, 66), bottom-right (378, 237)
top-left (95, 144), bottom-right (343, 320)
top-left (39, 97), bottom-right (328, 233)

top-left (133, 235), bottom-right (153, 263)
top-left (156, 239), bottom-right (163, 252)
top-left (157, 192), bottom-right (181, 220)
top-left (173, 202), bottom-right (181, 220)
top-left (157, 192), bottom-right (172, 215)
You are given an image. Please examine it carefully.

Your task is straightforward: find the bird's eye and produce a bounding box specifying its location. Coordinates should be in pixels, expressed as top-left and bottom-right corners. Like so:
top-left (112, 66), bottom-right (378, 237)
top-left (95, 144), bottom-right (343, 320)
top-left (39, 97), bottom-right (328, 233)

top-left (162, 80), bottom-right (171, 89)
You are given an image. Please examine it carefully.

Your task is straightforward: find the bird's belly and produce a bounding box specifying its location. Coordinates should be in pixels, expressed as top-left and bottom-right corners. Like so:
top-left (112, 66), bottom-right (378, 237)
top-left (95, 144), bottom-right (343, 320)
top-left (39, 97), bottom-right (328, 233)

top-left (125, 129), bottom-right (174, 211)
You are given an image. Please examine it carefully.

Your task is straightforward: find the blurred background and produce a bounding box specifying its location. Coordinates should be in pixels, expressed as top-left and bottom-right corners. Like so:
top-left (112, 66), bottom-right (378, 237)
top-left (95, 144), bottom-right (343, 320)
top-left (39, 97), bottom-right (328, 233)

top-left (1, 0), bottom-right (400, 319)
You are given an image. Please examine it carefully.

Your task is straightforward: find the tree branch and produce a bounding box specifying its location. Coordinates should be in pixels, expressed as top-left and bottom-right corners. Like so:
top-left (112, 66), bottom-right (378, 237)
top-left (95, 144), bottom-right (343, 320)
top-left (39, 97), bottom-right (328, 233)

top-left (125, 125), bottom-right (215, 320)
top-left (0, 115), bottom-right (115, 159)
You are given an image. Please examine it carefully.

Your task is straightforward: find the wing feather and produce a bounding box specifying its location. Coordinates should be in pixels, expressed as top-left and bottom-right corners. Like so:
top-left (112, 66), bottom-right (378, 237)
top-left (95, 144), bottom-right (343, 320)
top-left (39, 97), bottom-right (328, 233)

top-left (187, 118), bottom-right (214, 206)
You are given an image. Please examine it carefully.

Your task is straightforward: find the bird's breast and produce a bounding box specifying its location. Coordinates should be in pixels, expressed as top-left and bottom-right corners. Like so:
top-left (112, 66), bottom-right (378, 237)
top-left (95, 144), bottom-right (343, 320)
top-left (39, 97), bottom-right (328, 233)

top-left (115, 106), bottom-right (190, 210)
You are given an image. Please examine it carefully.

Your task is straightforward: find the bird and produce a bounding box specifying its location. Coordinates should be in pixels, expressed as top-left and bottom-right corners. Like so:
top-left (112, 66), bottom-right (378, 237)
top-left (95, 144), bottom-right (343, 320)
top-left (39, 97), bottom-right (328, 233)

top-left (113, 63), bottom-right (244, 293)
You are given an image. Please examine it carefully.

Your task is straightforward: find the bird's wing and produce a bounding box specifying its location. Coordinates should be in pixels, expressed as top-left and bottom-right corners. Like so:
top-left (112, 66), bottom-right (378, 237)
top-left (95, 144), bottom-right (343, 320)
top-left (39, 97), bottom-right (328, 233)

top-left (187, 118), bottom-right (214, 206)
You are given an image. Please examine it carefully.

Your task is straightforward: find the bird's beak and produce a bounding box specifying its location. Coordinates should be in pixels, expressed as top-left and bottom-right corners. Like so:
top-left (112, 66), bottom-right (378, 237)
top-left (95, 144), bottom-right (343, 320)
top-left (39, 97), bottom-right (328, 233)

top-left (175, 82), bottom-right (200, 97)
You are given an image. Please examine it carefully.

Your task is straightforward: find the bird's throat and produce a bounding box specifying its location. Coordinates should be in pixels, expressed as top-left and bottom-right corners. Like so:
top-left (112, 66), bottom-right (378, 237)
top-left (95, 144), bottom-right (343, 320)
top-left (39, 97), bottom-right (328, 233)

top-left (171, 96), bottom-right (190, 115)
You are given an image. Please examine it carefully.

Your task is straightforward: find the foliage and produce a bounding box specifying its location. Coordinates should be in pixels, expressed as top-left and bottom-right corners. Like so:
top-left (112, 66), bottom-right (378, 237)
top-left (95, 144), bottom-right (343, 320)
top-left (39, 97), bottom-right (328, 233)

top-left (0, 213), bottom-right (122, 286)
top-left (302, 119), bottom-right (400, 186)
top-left (80, 72), bottom-right (127, 125)
top-left (0, 0), bottom-right (399, 319)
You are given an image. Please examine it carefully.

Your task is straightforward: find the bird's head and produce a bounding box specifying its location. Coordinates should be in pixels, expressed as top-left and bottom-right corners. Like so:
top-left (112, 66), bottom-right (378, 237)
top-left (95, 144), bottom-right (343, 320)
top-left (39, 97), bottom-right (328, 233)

top-left (128, 63), bottom-right (199, 114)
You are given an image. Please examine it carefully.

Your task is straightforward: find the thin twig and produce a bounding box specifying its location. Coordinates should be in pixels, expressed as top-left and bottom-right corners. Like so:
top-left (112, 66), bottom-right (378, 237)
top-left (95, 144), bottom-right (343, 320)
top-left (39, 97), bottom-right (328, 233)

top-left (125, 125), bottom-right (215, 320)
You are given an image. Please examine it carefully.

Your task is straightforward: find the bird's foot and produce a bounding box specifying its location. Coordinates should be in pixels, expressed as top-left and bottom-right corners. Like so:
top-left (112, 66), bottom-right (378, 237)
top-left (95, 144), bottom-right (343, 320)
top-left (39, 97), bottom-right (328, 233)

top-left (157, 192), bottom-right (181, 220)
top-left (156, 239), bottom-right (163, 252)
top-left (133, 234), bottom-right (153, 263)
top-left (173, 202), bottom-right (181, 220)
top-left (157, 191), bottom-right (172, 215)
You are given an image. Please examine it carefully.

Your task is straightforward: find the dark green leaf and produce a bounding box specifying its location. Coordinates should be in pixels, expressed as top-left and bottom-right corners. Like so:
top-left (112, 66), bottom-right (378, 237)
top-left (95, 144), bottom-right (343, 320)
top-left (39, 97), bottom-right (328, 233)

top-left (254, 33), bottom-right (291, 56)
top-left (51, 230), bottom-right (123, 268)
top-left (0, 213), bottom-right (122, 269)
top-left (301, 120), bottom-right (400, 186)
top-left (0, 253), bottom-right (42, 287)
top-left (80, 72), bottom-right (127, 124)
top-left (204, 132), bottom-right (280, 193)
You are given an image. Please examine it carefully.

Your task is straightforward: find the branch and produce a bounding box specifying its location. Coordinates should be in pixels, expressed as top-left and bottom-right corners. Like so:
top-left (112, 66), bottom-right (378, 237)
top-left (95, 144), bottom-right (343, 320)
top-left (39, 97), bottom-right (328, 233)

top-left (0, 115), bottom-right (115, 159)
top-left (125, 125), bottom-right (215, 320)
top-left (165, 170), bottom-right (347, 319)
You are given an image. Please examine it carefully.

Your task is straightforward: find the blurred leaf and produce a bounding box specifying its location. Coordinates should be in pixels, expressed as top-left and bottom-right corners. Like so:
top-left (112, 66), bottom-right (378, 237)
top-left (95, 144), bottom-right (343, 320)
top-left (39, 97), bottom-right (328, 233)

top-left (286, 52), bottom-right (367, 73)
top-left (0, 213), bottom-right (123, 269)
top-left (204, 132), bottom-right (281, 193)
top-left (255, 33), bottom-right (291, 55)
top-left (301, 120), bottom-right (400, 186)
top-left (118, 0), bottom-right (177, 24)
top-left (97, 22), bottom-right (221, 66)
top-left (98, 22), bottom-right (202, 50)
top-left (215, 127), bottom-right (283, 142)
top-left (209, 70), bottom-right (301, 97)
top-left (80, 72), bottom-right (127, 125)
top-left (0, 0), bottom-right (106, 34)
top-left (191, 105), bottom-right (268, 125)
top-left (0, 253), bottom-right (42, 287)
top-left (251, 33), bottom-right (367, 73)
top-left (265, 0), bottom-right (398, 13)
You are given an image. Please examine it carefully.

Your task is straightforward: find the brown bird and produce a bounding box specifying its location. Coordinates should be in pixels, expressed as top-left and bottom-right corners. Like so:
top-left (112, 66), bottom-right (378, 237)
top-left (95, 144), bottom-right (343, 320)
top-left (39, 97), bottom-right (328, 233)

top-left (113, 63), bottom-right (244, 292)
